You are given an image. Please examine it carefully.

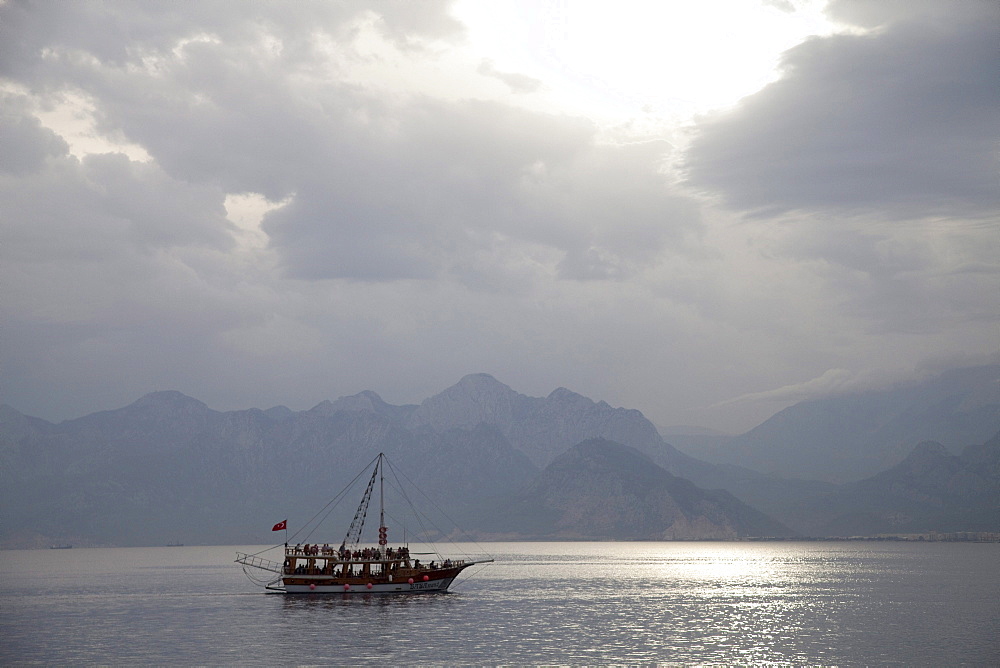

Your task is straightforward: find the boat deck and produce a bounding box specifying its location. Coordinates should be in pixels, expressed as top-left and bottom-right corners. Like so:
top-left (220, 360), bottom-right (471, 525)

top-left (281, 545), bottom-right (466, 584)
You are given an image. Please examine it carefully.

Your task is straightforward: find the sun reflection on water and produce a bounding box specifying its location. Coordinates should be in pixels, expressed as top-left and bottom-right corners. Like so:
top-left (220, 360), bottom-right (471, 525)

top-left (3, 542), bottom-right (996, 665)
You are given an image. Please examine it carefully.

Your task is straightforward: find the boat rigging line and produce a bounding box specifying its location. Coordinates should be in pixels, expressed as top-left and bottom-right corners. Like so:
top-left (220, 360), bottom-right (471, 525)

top-left (340, 458), bottom-right (380, 550)
top-left (380, 455), bottom-right (493, 564)
top-left (241, 453), bottom-right (381, 560)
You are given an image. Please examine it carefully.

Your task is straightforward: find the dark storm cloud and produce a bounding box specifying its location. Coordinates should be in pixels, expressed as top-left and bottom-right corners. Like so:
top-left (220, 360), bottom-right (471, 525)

top-left (676, 0), bottom-right (1000, 347)
top-left (2, 0), bottom-right (996, 432)
top-left (683, 0), bottom-right (1000, 218)
top-left (0, 0), bottom-right (463, 79)
top-left (0, 94), bottom-right (69, 175)
top-left (1, 96), bottom-right (231, 263)
top-left (262, 99), bottom-right (693, 282)
top-left (1, 1), bottom-right (693, 285)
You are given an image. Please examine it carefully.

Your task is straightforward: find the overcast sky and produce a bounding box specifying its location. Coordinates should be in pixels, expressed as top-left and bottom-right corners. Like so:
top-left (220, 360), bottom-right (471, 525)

top-left (2, 0), bottom-right (998, 432)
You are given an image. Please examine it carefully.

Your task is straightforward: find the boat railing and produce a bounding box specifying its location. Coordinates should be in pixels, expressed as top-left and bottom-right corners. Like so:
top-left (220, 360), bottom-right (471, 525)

top-left (273, 549), bottom-right (478, 571)
top-left (285, 547), bottom-right (415, 560)
top-left (235, 552), bottom-right (283, 573)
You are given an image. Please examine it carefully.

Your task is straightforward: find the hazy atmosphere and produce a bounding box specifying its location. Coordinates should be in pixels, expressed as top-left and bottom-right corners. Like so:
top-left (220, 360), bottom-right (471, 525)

top-left (2, 0), bottom-right (997, 432)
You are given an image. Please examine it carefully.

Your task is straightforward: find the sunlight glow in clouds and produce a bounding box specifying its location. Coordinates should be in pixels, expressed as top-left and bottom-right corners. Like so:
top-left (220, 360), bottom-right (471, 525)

top-left (452, 0), bottom-right (842, 127)
top-left (19, 87), bottom-right (152, 162)
top-left (224, 192), bottom-right (289, 251)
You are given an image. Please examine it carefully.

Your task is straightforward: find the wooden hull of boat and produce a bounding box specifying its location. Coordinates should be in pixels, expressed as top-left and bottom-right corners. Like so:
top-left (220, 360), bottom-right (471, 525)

top-left (282, 576), bottom-right (456, 594)
top-left (279, 564), bottom-right (469, 594)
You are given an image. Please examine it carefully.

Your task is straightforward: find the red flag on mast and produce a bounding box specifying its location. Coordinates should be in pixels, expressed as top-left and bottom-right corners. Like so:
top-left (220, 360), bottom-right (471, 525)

top-left (271, 520), bottom-right (287, 532)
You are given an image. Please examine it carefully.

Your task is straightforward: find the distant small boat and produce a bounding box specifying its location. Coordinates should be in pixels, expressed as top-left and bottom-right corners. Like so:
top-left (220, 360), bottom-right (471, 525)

top-left (49, 545), bottom-right (73, 549)
top-left (236, 452), bottom-right (491, 594)
top-left (166, 543), bottom-right (184, 547)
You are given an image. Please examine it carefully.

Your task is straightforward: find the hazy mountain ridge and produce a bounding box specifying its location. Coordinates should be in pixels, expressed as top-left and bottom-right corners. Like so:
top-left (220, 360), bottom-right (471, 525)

top-left (0, 378), bottom-right (768, 547)
top-left (2, 367), bottom-right (997, 547)
top-left (789, 433), bottom-right (1000, 536)
top-left (483, 439), bottom-right (792, 540)
top-left (312, 390), bottom-right (419, 422)
top-left (402, 375), bottom-right (814, 522)
top-left (407, 374), bottom-right (670, 468)
top-left (683, 365), bottom-right (1000, 483)
top-left (0, 386), bottom-right (540, 547)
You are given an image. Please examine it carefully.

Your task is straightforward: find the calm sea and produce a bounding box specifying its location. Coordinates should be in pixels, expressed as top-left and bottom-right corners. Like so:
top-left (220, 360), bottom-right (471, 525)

top-left (2, 541), bottom-right (998, 665)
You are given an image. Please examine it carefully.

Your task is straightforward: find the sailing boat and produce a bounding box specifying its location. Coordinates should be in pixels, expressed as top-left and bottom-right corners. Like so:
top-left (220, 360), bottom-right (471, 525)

top-left (235, 452), bottom-right (492, 594)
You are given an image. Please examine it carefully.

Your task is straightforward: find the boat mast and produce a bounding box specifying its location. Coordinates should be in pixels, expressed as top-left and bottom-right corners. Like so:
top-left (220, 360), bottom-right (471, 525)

top-left (378, 453), bottom-right (388, 550)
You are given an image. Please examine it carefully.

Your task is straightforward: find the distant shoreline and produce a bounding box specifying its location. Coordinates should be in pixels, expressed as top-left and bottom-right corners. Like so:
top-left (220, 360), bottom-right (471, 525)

top-left (747, 531), bottom-right (1000, 543)
top-left (6, 532), bottom-right (1000, 550)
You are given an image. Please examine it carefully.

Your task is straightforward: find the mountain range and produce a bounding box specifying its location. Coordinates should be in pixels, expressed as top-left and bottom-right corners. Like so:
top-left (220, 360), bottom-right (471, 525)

top-left (2, 365), bottom-right (997, 547)
top-left (481, 439), bottom-right (790, 540)
top-left (676, 365), bottom-right (1000, 483)
top-left (785, 433), bottom-right (1000, 536)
